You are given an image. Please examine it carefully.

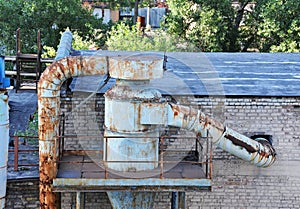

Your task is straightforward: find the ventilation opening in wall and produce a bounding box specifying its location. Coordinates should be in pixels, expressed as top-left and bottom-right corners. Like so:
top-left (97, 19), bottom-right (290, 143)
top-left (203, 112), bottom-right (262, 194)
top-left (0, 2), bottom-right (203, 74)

top-left (250, 134), bottom-right (273, 145)
top-left (293, 105), bottom-right (300, 111)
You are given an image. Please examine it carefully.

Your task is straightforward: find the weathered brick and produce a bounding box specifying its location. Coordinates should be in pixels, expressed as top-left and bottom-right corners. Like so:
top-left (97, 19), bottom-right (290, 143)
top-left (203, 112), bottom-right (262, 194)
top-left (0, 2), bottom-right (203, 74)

top-left (8, 95), bottom-right (300, 209)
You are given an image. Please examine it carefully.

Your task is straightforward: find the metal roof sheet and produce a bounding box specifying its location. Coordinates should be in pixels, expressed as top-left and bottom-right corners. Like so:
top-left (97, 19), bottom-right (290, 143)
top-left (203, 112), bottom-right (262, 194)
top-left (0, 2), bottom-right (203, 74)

top-left (70, 51), bottom-right (300, 96)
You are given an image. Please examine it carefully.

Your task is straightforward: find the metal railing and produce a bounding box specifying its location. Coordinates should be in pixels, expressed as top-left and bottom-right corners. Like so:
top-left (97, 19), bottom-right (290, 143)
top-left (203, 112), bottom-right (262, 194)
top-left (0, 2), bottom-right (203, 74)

top-left (8, 135), bottom-right (39, 171)
top-left (8, 131), bottom-right (213, 180)
top-left (56, 133), bottom-right (213, 180)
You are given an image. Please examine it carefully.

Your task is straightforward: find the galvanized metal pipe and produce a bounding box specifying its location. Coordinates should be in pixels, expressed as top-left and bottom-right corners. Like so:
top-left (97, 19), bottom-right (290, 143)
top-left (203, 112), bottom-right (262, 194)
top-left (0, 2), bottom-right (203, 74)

top-left (0, 90), bottom-right (9, 209)
top-left (104, 80), bottom-right (161, 172)
top-left (38, 56), bottom-right (108, 209)
top-left (105, 56), bottom-right (164, 209)
top-left (54, 30), bottom-right (73, 98)
top-left (55, 30), bottom-right (73, 60)
top-left (166, 103), bottom-right (276, 167)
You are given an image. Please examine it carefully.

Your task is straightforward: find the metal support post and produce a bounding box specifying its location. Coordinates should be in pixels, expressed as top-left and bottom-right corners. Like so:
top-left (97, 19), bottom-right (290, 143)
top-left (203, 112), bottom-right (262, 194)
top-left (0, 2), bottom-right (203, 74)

top-left (178, 192), bottom-right (186, 209)
top-left (76, 192), bottom-right (83, 209)
top-left (171, 192), bottom-right (186, 209)
top-left (171, 192), bottom-right (178, 209)
top-left (14, 136), bottom-right (19, 171)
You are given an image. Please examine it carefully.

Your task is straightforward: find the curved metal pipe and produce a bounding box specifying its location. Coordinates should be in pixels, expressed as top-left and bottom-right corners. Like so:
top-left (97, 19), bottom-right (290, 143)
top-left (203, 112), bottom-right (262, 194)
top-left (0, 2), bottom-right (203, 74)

top-left (54, 30), bottom-right (73, 61)
top-left (38, 56), bottom-right (108, 209)
top-left (167, 103), bottom-right (276, 167)
top-left (218, 127), bottom-right (276, 167)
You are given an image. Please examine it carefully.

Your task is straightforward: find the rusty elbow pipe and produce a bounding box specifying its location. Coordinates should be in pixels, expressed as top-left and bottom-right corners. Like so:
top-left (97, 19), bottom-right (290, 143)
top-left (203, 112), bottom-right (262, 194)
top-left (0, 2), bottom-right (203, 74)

top-left (167, 103), bottom-right (276, 168)
top-left (38, 56), bottom-right (108, 209)
top-left (217, 127), bottom-right (276, 167)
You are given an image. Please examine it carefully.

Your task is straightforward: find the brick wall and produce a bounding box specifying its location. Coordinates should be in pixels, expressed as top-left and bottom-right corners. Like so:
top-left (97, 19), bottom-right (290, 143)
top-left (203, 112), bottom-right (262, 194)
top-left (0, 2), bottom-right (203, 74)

top-left (5, 179), bottom-right (39, 209)
top-left (60, 192), bottom-right (171, 209)
top-left (14, 94), bottom-right (297, 209)
top-left (188, 96), bottom-right (300, 209)
top-left (60, 92), bottom-right (104, 151)
top-left (60, 94), bottom-right (300, 208)
top-left (61, 192), bottom-right (112, 209)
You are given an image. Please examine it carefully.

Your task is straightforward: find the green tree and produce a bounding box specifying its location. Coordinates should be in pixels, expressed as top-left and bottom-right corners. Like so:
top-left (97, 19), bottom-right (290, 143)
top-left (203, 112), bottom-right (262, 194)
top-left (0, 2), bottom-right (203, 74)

top-left (165, 0), bottom-right (239, 52)
top-left (247, 0), bottom-right (300, 52)
top-left (165, 0), bottom-right (300, 52)
top-left (106, 22), bottom-right (199, 52)
top-left (0, 0), bottom-right (109, 55)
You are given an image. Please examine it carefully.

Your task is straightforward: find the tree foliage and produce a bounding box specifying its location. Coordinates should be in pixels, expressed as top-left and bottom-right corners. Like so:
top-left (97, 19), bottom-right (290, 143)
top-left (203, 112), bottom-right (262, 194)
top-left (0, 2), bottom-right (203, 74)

top-left (165, 0), bottom-right (238, 52)
top-left (252, 0), bottom-right (300, 52)
top-left (106, 22), bottom-right (199, 52)
top-left (0, 0), bottom-right (110, 55)
top-left (1, 0), bottom-right (299, 54)
top-left (165, 0), bottom-right (300, 52)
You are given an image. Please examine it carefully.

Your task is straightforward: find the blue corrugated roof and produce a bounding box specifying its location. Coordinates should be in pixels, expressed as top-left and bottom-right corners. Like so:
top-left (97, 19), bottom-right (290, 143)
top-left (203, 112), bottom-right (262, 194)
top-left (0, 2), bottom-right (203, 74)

top-left (71, 51), bottom-right (300, 96)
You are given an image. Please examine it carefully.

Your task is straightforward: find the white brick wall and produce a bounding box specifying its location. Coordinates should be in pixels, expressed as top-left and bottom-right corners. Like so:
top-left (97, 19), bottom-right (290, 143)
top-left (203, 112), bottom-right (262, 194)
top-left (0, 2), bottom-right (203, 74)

top-left (60, 94), bottom-right (300, 209)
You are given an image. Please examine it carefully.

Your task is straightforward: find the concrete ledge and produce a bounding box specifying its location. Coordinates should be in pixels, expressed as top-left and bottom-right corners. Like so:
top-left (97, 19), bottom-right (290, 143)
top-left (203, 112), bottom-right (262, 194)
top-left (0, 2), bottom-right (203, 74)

top-left (53, 178), bottom-right (211, 192)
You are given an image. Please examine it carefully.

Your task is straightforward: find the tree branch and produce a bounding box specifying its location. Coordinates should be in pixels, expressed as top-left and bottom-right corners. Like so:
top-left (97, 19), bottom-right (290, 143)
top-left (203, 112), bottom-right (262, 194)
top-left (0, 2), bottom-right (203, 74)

top-left (133, 0), bottom-right (141, 24)
top-left (234, 1), bottom-right (250, 30)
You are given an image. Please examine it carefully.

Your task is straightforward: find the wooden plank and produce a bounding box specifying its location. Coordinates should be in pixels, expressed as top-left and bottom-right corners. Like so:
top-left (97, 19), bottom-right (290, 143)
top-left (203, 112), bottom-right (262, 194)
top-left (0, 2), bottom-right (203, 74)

top-left (4, 56), bottom-right (16, 62)
top-left (5, 71), bottom-right (38, 77)
top-left (17, 54), bottom-right (37, 59)
top-left (4, 56), bottom-right (53, 63)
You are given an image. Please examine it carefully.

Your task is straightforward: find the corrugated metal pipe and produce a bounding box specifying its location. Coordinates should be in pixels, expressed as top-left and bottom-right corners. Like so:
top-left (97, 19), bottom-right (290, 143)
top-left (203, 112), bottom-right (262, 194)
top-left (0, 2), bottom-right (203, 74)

top-left (38, 54), bottom-right (163, 209)
top-left (0, 89), bottom-right (9, 209)
top-left (54, 30), bottom-right (73, 97)
top-left (38, 56), bottom-right (108, 208)
top-left (54, 30), bottom-right (73, 60)
top-left (166, 103), bottom-right (276, 167)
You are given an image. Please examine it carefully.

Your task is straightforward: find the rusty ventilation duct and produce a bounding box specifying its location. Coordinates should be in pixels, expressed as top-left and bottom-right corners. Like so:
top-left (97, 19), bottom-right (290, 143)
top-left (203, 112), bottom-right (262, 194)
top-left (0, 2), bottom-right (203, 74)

top-left (38, 32), bottom-right (276, 209)
top-left (54, 30), bottom-right (73, 61)
top-left (0, 90), bottom-right (9, 209)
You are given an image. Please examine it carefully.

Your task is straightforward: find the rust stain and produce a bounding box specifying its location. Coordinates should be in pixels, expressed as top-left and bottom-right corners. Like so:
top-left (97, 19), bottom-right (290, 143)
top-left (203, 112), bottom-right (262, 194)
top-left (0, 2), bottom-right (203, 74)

top-left (38, 55), bottom-right (107, 209)
top-left (65, 57), bottom-right (74, 77)
top-left (53, 63), bottom-right (66, 81)
top-left (137, 103), bottom-right (141, 125)
top-left (66, 57), bottom-right (76, 76)
top-left (260, 151), bottom-right (268, 157)
top-left (170, 103), bottom-right (224, 132)
top-left (205, 117), bottom-right (224, 132)
top-left (43, 81), bottom-right (53, 90)
top-left (39, 152), bottom-right (57, 209)
top-left (250, 152), bottom-right (257, 161)
top-left (204, 116), bottom-right (210, 129)
top-left (225, 134), bottom-right (257, 153)
top-left (257, 155), bottom-right (263, 163)
top-left (174, 111), bottom-right (178, 117)
top-left (109, 55), bottom-right (163, 80)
